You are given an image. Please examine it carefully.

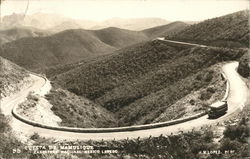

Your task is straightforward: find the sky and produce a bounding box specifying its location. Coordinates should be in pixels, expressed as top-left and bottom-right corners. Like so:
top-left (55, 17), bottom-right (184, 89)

top-left (1, 0), bottom-right (249, 21)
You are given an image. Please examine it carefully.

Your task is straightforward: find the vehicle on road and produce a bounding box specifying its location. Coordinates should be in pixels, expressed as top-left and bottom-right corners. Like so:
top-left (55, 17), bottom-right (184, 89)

top-left (208, 101), bottom-right (228, 119)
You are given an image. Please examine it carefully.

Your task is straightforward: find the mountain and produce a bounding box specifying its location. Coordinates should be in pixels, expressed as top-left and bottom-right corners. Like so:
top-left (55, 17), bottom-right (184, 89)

top-left (0, 27), bottom-right (149, 71)
top-left (1, 13), bottom-right (24, 28)
top-left (92, 17), bottom-right (169, 31)
top-left (0, 56), bottom-right (29, 98)
top-left (49, 19), bottom-right (99, 33)
top-left (0, 27), bottom-right (50, 45)
top-left (2, 13), bottom-right (170, 32)
top-left (42, 21), bottom-right (189, 77)
top-left (53, 40), bottom-right (246, 126)
top-left (1, 13), bottom-right (98, 31)
top-left (0, 29), bottom-right (114, 71)
top-left (2, 13), bottom-right (71, 30)
top-left (92, 27), bottom-right (148, 48)
top-left (168, 10), bottom-right (249, 47)
top-left (49, 21), bottom-right (82, 33)
top-left (142, 21), bottom-right (188, 39)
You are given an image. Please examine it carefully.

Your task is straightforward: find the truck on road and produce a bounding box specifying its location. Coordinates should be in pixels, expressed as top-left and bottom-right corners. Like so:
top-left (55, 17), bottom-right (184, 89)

top-left (208, 101), bottom-right (228, 119)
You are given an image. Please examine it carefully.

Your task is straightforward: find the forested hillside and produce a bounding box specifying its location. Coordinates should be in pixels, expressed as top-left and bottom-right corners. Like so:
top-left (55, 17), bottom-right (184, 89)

top-left (0, 28), bottom-right (147, 71)
top-left (0, 20), bottom-right (192, 71)
top-left (93, 27), bottom-right (148, 48)
top-left (169, 10), bottom-right (249, 47)
top-left (143, 21), bottom-right (188, 39)
top-left (45, 86), bottom-right (117, 128)
top-left (54, 40), bottom-right (246, 126)
top-left (0, 56), bottom-right (29, 98)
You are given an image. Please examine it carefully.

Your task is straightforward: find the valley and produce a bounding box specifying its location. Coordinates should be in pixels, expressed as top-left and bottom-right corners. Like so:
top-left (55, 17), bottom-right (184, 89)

top-left (52, 40), bottom-right (246, 127)
top-left (1, 60), bottom-right (249, 140)
top-left (1, 10), bottom-right (248, 128)
top-left (0, 7), bottom-right (249, 159)
top-left (0, 21), bottom-right (188, 71)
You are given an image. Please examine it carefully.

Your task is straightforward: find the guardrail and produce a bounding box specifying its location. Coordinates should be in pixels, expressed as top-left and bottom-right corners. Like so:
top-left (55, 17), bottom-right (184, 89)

top-left (11, 70), bottom-right (229, 133)
top-left (221, 72), bottom-right (230, 101)
top-left (12, 106), bottom-right (206, 133)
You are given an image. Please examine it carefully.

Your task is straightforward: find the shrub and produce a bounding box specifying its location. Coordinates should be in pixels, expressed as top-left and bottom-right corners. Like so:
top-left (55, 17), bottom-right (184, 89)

top-left (189, 99), bottom-right (195, 105)
top-left (200, 91), bottom-right (212, 100)
top-left (30, 133), bottom-right (40, 140)
top-left (220, 138), bottom-right (241, 152)
top-left (27, 93), bottom-right (39, 102)
top-left (0, 113), bottom-right (9, 133)
top-left (223, 125), bottom-right (249, 141)
top-left (237, 53), bottom-right (250, 78)
top-left (207, 87), bottom-right (215, 93)
top-left (204, 71), bottom-right (214, 82)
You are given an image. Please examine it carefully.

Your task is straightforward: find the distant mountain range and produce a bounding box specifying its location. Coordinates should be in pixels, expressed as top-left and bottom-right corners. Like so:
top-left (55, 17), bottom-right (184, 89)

top-left (0, 21), bottom-right (187, 71)
top-left (0, 26), bottom-right (51, 45)
top-left (46, 10), bottom-right (248, 126)
top-left (92, 17), bottom-right (170, 31)
top-left (1, 13), bottom-right (170, 31)
top-left (0, 10), bottom-right (247, 72)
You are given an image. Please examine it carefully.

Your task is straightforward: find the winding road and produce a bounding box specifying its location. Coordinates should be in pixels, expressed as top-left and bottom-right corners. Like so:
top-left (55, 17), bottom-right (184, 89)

top-left (1, 42), bottom-right (249, 141)
top-left (156, 37), bottom-right (207, 47)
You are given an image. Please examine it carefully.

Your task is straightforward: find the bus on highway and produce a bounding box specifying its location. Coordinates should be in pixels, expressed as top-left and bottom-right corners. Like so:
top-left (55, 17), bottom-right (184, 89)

top-left (208, 101), bottom-right (228, 119)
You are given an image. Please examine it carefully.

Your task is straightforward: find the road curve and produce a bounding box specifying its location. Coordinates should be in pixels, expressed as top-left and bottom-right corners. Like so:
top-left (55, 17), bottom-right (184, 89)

top-left (156, 38), bottom-right (207, 47)
top-left (1, 61), bottom-right (248, 141)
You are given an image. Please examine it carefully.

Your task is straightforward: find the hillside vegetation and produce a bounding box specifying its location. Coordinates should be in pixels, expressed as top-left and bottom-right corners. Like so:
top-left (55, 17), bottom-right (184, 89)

top-left (54, 40), bottom-right (246, 126)
top-left (142, 21), bottom-right (188, 39)
top-left (0, 56), bottom-right (30, 98)
top-left (93, 27), bottom-right (148, 48)
top-left (0, 29), bottom-right (115, 71)
top-left (238, 51), bottom-right (250, 78)
top-left (0, 28), bottom-right (147, 71)
top-left (0, 21), bottom-right (189, 71)
top-left (169, 10), bottom-right (249, 47)
top-left (42, 52), bottom-right (115, 78)
top-left (45, 86), bottom-right (117, 128)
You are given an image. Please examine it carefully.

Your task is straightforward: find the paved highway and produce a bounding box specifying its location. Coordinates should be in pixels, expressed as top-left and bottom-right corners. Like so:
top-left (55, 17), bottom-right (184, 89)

top-left (1, 61), bottom-right (248, 141)
top-left (157, 37), bottom-right (207, 47)
top-left (0, 38), bottom-right (249, 140)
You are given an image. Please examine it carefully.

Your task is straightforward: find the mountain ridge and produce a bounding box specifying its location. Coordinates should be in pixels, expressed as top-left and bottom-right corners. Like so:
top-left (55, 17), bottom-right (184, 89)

top-left (168, 10), bottom-right (249, 47)
top-left (1, 13), bottom-right (170, 31)
top-left (0, 21), bottom-right (187, 71)
top-left (53, 39), bottom-right (246, 126)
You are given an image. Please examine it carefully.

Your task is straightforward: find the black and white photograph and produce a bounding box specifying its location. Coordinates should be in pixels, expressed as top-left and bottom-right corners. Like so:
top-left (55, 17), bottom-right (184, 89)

top-left (0, 0), bottom-right (249, 158)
